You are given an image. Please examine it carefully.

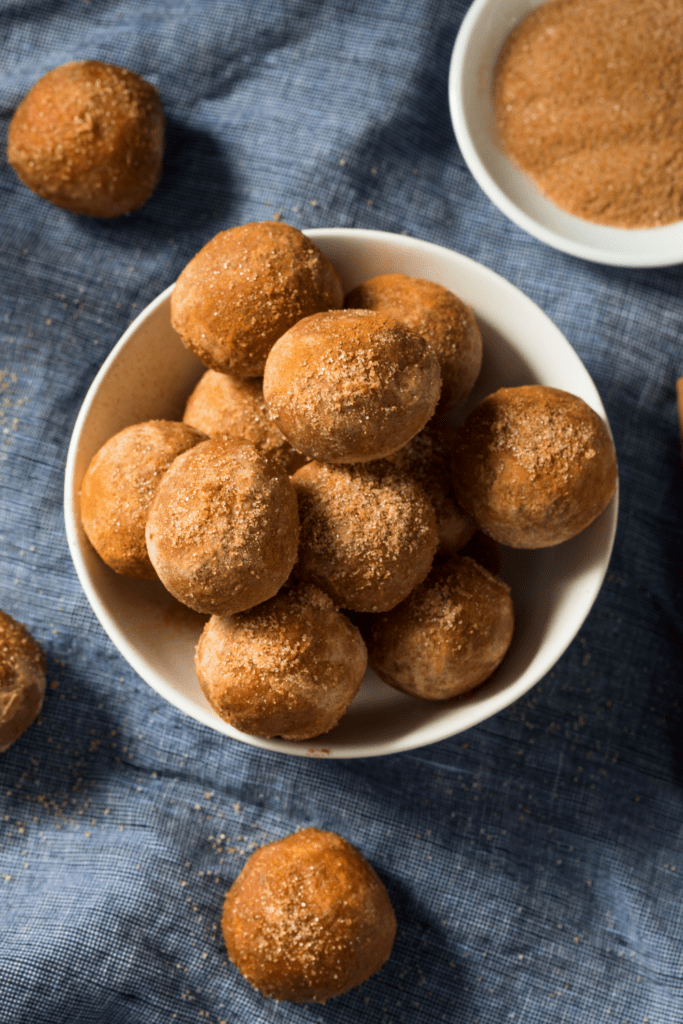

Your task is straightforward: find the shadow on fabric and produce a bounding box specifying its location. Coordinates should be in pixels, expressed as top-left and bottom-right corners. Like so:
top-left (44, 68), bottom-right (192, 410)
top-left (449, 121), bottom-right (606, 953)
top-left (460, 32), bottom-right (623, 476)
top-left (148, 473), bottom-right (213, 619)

top-left (74, 119), bottom-right (236, 246)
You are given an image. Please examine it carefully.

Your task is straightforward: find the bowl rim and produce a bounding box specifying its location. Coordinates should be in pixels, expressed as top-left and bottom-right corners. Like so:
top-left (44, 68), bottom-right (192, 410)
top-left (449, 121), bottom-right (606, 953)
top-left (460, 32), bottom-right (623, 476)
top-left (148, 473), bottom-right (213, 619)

top-left (64, 226), bottom-right (619, 758)
top-left (449, 0), bottom-right (683, 268)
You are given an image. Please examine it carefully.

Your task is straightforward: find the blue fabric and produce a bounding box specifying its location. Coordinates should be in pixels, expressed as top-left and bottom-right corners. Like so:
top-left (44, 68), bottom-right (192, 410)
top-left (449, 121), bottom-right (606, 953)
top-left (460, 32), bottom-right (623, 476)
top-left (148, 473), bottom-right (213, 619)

top-left (1, 1), bottom-right (682, 1021)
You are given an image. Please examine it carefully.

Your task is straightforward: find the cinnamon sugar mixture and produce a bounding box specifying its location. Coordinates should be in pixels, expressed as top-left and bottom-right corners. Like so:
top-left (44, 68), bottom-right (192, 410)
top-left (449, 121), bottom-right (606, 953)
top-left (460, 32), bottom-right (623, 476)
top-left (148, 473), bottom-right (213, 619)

top-left (494, 0), bottom-right (683, 228)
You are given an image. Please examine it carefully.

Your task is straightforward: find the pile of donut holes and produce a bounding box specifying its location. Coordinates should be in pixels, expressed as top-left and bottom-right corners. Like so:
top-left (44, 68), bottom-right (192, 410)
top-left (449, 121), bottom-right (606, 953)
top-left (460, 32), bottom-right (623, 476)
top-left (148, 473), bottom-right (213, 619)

top-left (6, 57), bottom-right (619, 1011)
top-left (80, 220), bottom-right (617, 743)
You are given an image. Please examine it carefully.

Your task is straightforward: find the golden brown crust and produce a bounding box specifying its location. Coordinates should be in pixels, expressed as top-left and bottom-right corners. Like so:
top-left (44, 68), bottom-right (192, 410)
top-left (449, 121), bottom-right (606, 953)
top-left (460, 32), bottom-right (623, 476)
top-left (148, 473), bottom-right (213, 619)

top-left (7, 60), bottom-right (165, 218)
top-left (263, 309), bottom-right (442, 463)
top-left (345, 273), bottom-right (482, 412)
top-left (170, 222), bottom-right (343, 377)
top-left (145, 436), bottom-right (299, 614)
top-left (0, 610), bottom-right (47, 753)
top-left (183, 369), bottom-right (306, 473)
top-left (291, 460), bottom-right (438, 613)
top-left (386, 423), bottom-right (476, 556)
top-left (80, 420), bottom-right (207, 579)
top-left (222, 827), bottom-right (396, 1003)
top-left (365, 556), bottom-right (514, 700)
top-left (195, 583), bottom-right (366, 740)
top-left (451, 386), bottom-right (618, 548)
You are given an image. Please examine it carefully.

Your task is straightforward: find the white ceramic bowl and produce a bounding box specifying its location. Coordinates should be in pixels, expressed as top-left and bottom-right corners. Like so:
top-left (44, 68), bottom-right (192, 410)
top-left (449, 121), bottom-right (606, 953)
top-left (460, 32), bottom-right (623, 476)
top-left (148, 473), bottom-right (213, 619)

top-left (449, 0), bottom-right (683, 267)
top-left (64, 228), bottom-right (618, 758)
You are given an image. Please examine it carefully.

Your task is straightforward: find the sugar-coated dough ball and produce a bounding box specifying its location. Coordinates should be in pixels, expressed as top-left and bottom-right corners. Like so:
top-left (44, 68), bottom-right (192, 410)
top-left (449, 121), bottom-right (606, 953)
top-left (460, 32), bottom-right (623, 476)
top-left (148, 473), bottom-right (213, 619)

top-left (0, 610), bottom-right (47, 753)
top-left (451, 386), bottom-right (618, 548)
top-left (345, 273), bottom-right (482, 412)
top-left (195, 584), bottom-right (366, 740)
top-left (183, 369), bottom-right (305, 473)
top-left (80, 420), bottom-right (206, 579)
top-left (7, 61), bottom-right (165, 217)
top-left (365, 556), bottom-right (514, 700)
top-left (263, 309), bottom-right (441, 463)
top-left (292, 460), bottom-right (437, 612)
top-left (171, 222), bottom-right (343, 377)
top-left (145, 436), bottom-right (299, 614)
top-left (387, 424), bottom-right (476, 557)
top-left (222, 827), bottom-right (396, 1003)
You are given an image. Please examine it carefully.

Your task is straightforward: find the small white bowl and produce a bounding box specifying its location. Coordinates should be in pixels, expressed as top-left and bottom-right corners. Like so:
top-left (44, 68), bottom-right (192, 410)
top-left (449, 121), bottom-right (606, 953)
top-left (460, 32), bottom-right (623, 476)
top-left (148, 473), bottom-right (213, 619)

top-left (64, 228), bottom-right (618, 758)
top-left (449, 0), bottom-right (683, 267)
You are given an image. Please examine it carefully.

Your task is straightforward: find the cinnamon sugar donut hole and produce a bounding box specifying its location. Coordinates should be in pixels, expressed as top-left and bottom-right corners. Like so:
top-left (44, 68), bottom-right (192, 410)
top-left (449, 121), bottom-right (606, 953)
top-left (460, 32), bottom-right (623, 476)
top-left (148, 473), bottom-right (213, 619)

top-left (222, 827), bottom-right (396, 1003)
top-left (263, 309), bottom-right (441, 463)
top-left (195, 583), bottom-right (366, 740)
top-left (345, 273), bottom-right (482, 412)
top-left (170, 222), bottom-right (343, 377)
top-left (291, 460), bottom-right (438, 613)
top-left (8, 61), bottom-right (165, 218)
top-left (365, 556), bottom-right (514, 700)
top-left (80, 420), bottom-right (206, 579)
top-left (0, 610), bottom-right (47, 753)
top-left (387, 423), bottom-right (476, 557)
top-left (183, 369), bottom-right (305, 474)
top-left (451, 386), bottom-right (618, 548)
top-left (145, 436), bottom-right (299, 614)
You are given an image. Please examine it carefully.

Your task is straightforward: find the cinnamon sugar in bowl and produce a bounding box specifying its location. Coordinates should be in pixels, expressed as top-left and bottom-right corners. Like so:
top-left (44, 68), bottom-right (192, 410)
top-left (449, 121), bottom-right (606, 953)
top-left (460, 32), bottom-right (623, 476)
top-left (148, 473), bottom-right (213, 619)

top-left (65, 228), bottom-right (618, 758)
top-left (449, 0), bottom-right (683, 266)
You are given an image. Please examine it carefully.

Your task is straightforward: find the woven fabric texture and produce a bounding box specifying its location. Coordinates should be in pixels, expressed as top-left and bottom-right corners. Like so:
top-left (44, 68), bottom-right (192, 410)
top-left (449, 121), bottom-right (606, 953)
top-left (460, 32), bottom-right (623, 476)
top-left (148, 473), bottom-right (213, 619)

top-left (1, 2), bottom-right (682, 1022)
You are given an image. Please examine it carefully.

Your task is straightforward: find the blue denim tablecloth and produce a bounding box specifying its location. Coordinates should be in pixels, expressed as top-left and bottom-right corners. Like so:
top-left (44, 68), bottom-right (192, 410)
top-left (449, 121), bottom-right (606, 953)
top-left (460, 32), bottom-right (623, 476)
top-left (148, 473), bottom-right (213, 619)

top-left (1, 2), bottom-right (682, 1022)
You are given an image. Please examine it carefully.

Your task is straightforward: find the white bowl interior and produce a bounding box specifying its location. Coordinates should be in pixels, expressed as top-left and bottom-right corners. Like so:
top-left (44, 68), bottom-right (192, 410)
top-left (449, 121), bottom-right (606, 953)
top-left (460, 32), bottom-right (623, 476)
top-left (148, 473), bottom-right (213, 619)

top-left (64, 228), bottom-right (618, 758)
top-left (449, 0), bottom-right (683, 267)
